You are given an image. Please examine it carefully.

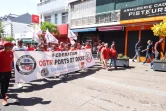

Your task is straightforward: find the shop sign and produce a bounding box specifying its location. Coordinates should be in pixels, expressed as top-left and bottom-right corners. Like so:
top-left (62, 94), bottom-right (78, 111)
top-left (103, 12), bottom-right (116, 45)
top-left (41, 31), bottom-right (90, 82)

top-left (120, 1), bottom-right (166, 24)
top-left (32, 14), bottom-right (39, 24)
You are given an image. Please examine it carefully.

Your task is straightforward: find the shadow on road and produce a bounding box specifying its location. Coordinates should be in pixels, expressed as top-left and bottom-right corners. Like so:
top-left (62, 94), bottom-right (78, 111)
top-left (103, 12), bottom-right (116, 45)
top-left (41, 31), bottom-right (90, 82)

top-left (9, 65), bottom-right (102, 94)
top-left (7, 94), bottom-right (51, 106)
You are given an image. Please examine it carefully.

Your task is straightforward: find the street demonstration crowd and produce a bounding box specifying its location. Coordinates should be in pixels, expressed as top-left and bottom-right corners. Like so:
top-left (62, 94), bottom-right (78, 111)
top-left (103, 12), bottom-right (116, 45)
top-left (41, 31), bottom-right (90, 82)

top-left (0, 39), bottom-right (117, 106)
top-left (0, 38), bottom-right (164, 106)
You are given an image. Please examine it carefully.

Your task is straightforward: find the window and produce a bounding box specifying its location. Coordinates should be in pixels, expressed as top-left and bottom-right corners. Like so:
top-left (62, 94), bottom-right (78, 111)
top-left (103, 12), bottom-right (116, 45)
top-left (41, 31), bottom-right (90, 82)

top-left (55, 14), bottom-right (58, 24)
top-left (44, 16), bottom-right (51, 23)
top-left (62, 12), bottom-right (68, 24)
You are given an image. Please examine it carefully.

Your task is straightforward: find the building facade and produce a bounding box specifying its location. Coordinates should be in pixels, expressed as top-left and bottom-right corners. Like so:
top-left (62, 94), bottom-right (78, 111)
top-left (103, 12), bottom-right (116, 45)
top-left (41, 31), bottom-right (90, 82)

top-left (0, 13), bottom-right (40, 43)
top-left (69, 0), bottom-right (166, 60)
top-left (37, 0), bottom-right (68, 25)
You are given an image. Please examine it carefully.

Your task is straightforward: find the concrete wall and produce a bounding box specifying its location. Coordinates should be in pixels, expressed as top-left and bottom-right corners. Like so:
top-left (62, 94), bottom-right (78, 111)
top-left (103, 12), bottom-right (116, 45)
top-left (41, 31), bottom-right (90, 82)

top-left (3, 21), bottom-right (32, 38)
top-left (37, 0), bottom-right (68, 14)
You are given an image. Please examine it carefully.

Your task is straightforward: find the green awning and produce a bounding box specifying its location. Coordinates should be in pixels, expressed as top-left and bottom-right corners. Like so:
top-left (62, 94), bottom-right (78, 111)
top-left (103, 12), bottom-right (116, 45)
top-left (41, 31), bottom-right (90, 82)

top-left (22, 39), bottom-right (36, 43)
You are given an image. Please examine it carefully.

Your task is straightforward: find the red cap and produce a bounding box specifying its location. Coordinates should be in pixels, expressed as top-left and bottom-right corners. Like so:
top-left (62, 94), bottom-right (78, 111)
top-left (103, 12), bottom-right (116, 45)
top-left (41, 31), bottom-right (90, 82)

top-left (4, 42), bottom-right (14, 47)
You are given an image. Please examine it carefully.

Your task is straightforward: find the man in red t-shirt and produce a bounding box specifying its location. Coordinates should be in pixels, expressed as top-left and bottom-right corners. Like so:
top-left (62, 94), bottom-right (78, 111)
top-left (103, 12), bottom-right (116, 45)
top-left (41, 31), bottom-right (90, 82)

top-left (85, 42), bottom-right (91, 50)
top-left (0, 42), bottom-right (14, 106)
top-left (59, 42), bottom-right (65, 51)
top-left (27, 44), bottom-right (34, 51)
top-left (101, 43), bottom-right (109, 70)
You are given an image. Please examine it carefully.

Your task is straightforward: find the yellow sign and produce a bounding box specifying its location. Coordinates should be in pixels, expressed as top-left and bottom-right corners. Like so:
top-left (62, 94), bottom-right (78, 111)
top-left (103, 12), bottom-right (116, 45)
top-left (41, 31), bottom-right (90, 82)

top-left (120, 16), bottom-right (166, 24)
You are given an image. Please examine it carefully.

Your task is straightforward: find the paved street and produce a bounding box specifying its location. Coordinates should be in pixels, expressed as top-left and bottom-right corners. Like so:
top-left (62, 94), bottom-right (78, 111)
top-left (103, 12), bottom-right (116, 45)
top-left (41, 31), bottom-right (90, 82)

top-left (1, 59), bottom-right (166, 111)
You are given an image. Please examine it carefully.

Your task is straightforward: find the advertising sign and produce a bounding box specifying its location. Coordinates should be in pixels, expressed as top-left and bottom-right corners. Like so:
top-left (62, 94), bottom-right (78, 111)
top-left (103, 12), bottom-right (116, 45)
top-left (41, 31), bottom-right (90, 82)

top-left (120, 1), bottom-right (166, 24)
top-left (32, 14), bottom-right (39, 24)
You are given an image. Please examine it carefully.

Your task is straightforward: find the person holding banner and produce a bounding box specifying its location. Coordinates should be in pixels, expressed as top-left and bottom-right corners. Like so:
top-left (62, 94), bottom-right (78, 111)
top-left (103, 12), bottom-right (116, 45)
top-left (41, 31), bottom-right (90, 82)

top-left (77, 43), bottom-right (81, 50)
top-left (0, 42), bottom-right (14, 106)
top-left (70, 44), bottom-right (77, 51)
top-left (35, 43), bottom-right (44, 51)
top-left (85, 42), bottom-right (91, 50)
top-left (13, 39), bottom-right (27, 51)
top-left (59, 42), bottom-right (65, 51)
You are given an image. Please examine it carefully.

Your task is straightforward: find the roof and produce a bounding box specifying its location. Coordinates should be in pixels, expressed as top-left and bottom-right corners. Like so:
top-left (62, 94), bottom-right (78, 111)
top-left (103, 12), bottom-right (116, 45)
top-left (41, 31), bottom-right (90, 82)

top-left (11, 13), bottom-right (32, 24)
top-left (0, 13), bottom-right (19, 21)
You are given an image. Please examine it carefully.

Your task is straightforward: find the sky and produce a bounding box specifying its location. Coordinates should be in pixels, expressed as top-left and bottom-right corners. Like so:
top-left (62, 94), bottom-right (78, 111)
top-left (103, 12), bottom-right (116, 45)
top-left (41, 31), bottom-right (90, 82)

top-left (0, 0), bottom-right (40, 16)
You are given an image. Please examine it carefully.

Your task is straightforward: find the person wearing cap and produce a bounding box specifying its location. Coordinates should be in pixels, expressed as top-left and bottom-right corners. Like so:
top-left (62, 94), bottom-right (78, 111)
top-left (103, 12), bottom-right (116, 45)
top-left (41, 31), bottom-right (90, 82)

top-left (0, 42), bottom-right (14, 106)
top-left (13, 39), bottom-right (27, 51)
top-left (142, 40), bottom-right (153, 66)
top-left (154, 38), bottom-right (164, 60)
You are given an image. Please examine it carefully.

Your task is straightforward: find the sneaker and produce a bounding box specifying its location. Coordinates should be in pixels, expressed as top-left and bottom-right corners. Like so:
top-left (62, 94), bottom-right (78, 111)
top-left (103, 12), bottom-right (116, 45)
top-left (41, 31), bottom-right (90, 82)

top-left (2, 99), bottom-right (8, 106)
top-left (18, 83), bottom-right (23, 88)
top-left (5, 94), bottom-right (9, 99)
top-left (132, 60), bottom-right (135, 62)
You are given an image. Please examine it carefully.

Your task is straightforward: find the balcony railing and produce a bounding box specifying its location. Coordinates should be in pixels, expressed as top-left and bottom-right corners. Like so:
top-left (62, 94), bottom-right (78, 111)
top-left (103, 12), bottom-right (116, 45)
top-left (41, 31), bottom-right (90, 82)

top-left (71, 11), bottom-right (120, 27)
top-left (37, 0), bottom-right (54, 6)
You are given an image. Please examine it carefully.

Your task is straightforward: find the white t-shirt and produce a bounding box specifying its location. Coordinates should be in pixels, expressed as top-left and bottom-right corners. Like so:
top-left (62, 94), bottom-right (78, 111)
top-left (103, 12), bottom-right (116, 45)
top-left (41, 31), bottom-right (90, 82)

top-left (13, 46), bottom-right (27, 51)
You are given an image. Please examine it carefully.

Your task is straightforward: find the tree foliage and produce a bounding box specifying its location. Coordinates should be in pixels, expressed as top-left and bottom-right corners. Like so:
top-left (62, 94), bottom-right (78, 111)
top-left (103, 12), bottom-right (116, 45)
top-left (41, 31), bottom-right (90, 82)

top-left (3, 36), bottom-right (15, 42)
top-left (151, 20), bottom-right (166, 37)
top-left (40, 22), bottom-right (59, 35)
top-left (0, 21), bottom-right (4, 34)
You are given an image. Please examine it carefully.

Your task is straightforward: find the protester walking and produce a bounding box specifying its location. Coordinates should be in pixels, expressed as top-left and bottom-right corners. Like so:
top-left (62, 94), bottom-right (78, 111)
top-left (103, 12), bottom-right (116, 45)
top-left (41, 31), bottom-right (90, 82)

top-left (101, 43), bottom-right (109, 70)
top-left (142, 40), bottom-right (153, 67)
top-left (13, 39), bottom-right (27, 51)
top-left (132, 40), bottom-right (141, 62)
top-left (154, 38), bottom-right (164, 60)
top-left (99, 42), bottom-right (104, 63)
top-left (109, 44), bottom-right (118, 69)
top-left (0, 42), bottom-right (14, 106)
top-left (96, 43), bottom-right (101, 59)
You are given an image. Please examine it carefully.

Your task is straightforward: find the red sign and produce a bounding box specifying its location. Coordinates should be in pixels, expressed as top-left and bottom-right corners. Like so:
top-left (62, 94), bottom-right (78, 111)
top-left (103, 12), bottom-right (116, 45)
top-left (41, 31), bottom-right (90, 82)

top-left (32, 14), bottom-right (39, 24)
top-left (58, 24), bottom-right (68, 35)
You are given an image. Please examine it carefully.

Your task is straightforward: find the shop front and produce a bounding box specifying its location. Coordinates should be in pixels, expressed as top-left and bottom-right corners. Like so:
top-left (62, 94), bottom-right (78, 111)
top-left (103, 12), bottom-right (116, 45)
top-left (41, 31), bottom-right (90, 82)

top-left (98, 25), bottom-right (125, 54)
top-left (120, 1), bottom-right (166, 61)
top-left (72, 28), bottom-right (99, 52)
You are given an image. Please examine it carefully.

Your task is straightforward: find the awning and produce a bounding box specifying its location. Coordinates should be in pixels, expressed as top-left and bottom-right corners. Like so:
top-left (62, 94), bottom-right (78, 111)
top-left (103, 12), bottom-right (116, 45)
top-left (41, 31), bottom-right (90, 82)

top-left (72, 28), bottom-right (96, 32)
top-left (68, 0), bottom-right (79, 3)
top-left (98, 26), bottom-right (123, 31)
top-left (22, 39), bottom-right (36, 44)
